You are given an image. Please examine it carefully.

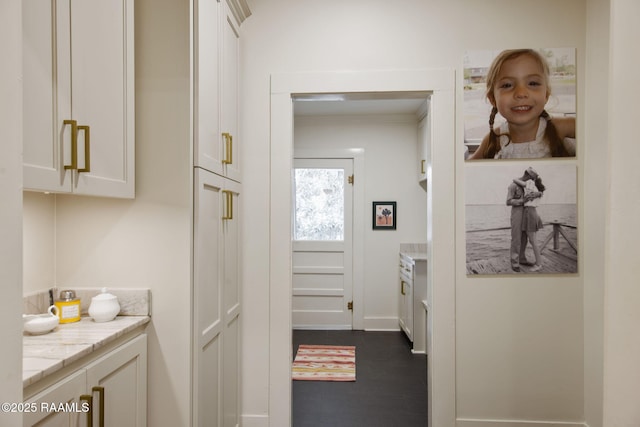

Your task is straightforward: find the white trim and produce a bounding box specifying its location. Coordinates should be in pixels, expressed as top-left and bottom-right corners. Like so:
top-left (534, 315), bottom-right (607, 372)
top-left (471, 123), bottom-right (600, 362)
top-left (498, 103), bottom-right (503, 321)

top-left (363, 316), bottom-right (401, 331)
top-left (456, 419), bottom-right (587, 427)
top-left (270, 68), bottom-right (456, 427)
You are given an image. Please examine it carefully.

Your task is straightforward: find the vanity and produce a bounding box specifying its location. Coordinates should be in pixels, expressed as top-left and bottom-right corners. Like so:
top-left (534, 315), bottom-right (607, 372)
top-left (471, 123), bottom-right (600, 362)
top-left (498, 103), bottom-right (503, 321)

top-left (399, 244), bottom-right (427, 354)
top-left (22, 289), bottom-right (150, 427)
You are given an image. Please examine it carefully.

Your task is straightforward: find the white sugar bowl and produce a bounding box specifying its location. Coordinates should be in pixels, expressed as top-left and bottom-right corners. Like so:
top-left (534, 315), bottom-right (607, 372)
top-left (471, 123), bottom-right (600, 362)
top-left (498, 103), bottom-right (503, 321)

top-left (88, 288), bottom-right (120, 322)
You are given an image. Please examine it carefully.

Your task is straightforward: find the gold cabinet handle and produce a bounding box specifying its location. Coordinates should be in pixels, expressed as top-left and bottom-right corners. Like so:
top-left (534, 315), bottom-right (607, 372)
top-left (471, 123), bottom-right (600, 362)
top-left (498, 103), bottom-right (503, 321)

top-left (421, 159), bottom-right (425, 174)
top-left (222, 132), bottom-right (233, 165)
top-left (401, 280), bottom-right (406, 295)
top-left (92, 386), bottom-right (105, 427)
top-left (77, 125), bottom-right (91, 173)
top-left (80, 394), bottom-right (93, 427)
top-left (63, 119), bottom-right (78, 170)
top-left (222, 190), bottom-right (233, 220)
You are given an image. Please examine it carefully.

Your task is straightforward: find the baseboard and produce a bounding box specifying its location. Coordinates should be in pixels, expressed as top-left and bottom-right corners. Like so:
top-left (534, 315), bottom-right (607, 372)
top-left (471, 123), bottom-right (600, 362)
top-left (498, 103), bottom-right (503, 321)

top-left (241, 414), bottom-right (269, 427)
top-left (363, 316), bottom-right (401, 331)
top-left (457, 418), bottom-right (587, 427)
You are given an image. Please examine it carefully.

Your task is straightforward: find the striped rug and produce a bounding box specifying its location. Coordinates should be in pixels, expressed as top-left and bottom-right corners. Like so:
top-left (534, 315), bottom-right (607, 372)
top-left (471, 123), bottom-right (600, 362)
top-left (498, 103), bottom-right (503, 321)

top-left (292, 344), bottom-right (356, 382)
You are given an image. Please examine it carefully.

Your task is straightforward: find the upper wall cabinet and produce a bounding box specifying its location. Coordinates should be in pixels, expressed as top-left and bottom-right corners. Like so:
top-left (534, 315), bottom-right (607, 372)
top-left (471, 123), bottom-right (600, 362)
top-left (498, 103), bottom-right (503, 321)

top-left (417, 98), bottom-right (431, 185)
top-left (194, 0), bottom-right (247, 183)
top-left (22, 0), bottom-right (135, 198)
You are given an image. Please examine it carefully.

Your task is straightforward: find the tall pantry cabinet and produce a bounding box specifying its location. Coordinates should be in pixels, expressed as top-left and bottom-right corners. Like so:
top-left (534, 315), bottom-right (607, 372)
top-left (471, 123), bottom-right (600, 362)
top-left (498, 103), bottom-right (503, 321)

top-left (193, 1), bottom-right (247, 426)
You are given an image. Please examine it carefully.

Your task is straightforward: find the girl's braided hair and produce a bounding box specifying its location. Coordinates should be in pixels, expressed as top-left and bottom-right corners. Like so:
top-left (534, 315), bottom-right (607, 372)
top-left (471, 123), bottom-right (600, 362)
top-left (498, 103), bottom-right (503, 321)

top-left (480, 49), bottom-right (571, 158)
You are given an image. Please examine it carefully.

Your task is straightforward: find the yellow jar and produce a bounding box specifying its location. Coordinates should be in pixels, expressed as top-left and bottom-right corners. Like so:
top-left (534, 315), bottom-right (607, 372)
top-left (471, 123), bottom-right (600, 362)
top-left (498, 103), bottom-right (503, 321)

top-left (55, 290), bottom-right (81, 323)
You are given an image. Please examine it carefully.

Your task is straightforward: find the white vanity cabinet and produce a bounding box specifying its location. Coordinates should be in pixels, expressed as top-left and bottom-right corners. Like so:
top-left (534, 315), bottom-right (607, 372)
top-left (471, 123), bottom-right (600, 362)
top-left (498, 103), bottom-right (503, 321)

top-left (24, 334), bottom-right (147, 427)
top-left (399, 256), bottom-right (414, 341)
top-left (22, 0), bottom-right (135, 198)
top-left (194, 0), bottom-right (242, 182)
top-left (399, 253), bottom-right (428, 353)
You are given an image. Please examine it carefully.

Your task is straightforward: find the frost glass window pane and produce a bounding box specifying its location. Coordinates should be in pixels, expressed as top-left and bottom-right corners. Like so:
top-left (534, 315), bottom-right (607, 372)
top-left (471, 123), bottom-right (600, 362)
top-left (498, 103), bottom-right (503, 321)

top-left (294, 168), bottom-right (344, 241)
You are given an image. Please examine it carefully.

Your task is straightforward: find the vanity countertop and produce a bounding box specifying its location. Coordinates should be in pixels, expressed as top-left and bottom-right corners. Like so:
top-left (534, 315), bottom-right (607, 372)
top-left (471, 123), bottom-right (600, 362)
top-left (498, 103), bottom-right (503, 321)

top-left (399, 243), bottom-right (427, 262)
top-left (23, 315), bottom-right (150, 388)
top-left (400, 251), bottom-right (428, 262)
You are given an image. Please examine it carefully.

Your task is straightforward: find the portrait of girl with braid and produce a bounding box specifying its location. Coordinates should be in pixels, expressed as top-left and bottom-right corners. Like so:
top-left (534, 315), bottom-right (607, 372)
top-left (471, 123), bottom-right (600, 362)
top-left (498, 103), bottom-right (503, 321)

top-left (468, 49), bottom-right (576, 160)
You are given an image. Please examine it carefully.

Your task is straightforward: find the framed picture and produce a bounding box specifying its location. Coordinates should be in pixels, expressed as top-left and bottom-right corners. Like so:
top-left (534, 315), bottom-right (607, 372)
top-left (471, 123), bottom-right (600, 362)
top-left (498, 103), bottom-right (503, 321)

top-left (463, 47), bottom-right (576, 160)
top-left (373, 201), bottom-right (396, 230)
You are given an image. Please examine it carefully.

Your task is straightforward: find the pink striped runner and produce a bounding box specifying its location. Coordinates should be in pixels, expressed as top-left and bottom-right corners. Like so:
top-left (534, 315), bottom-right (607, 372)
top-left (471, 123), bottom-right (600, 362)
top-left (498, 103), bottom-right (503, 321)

top-left (292, 345), bottom-right (356, 382)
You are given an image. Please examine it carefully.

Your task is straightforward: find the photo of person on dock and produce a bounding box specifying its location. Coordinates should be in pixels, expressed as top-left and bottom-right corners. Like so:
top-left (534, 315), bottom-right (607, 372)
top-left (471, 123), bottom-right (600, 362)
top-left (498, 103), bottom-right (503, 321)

top-left (463, 48), bottom-right (576, 160)
top-left (466, 163), bottom-right (577, 275)
top-left (508, 167), bottom-right (545, 272)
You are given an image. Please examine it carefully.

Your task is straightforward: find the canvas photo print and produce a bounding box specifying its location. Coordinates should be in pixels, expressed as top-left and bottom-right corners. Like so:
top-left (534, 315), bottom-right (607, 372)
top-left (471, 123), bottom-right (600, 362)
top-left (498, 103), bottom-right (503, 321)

top-left (465, 163), bottom-right (577, 275)
top-left (463, 47), bottom-right (576, 160)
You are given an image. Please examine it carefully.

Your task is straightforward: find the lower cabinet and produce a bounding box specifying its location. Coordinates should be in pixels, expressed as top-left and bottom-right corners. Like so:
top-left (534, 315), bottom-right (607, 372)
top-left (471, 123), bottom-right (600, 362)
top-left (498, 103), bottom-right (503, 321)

top-left (23, 334), bottom-right (147, 427)
top-left (193, 167), bottom-right (241, 427)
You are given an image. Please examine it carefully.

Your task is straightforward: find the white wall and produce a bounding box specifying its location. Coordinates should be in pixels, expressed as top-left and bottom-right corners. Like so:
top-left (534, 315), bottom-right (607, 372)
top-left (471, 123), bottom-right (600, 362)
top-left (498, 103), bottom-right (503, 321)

top-left (241, 0), bottom-right (588, 425)
top-left (603, 0), bottom-right (640, 425)
top-left (294, 114), bottom-right (428, 329)
top-left (1, 0), bottom-right (25, 425)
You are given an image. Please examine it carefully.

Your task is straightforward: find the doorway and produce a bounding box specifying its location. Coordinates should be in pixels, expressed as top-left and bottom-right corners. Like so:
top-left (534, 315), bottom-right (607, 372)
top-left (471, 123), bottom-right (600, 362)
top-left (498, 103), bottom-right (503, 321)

top-left (292, 157), bottom-right (354, 329)
top-left (269, 69), bottom-right (456, 427)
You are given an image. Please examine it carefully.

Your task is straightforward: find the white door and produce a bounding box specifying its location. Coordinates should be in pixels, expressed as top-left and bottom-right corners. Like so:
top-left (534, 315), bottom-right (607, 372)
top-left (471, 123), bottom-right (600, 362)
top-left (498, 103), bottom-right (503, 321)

top-left (292, 158), bottom-right (353, 329)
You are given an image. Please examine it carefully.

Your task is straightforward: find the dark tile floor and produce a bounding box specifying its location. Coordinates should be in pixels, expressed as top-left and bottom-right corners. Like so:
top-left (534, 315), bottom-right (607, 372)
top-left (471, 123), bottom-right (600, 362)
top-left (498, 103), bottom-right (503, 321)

top-left (292, 330), bottom-right (428, 427)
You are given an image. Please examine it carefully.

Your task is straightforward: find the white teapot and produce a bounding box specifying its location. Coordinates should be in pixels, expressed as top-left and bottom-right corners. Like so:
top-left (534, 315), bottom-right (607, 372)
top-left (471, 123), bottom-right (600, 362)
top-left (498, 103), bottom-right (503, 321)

top-left (23, 305), bottom-right (59, 335)
top-left (88, 288), bottom-right (120, 322)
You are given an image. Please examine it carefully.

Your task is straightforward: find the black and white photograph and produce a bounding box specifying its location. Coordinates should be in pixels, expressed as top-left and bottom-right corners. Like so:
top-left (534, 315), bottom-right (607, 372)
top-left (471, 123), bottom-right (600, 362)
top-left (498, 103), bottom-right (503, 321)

top-left (463, 47), bottom-right (577, 160)
top-left (466, 163), bottom-right (577, 275)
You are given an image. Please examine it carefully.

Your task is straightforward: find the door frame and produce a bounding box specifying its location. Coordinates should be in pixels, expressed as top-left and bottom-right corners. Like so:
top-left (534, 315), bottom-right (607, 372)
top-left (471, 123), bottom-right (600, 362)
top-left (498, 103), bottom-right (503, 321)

top-left (293, 148), bottom-right (365, 330)
top-left (269, 69), bottom-right (456, 427)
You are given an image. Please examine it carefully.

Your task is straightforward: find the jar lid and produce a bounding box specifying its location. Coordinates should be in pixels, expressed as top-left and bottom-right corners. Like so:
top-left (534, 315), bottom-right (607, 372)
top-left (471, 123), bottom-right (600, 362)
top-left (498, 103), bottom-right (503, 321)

top-left (59, 290), bottom-right (77, 301)
top-left (92, 287), bottom-right (117, 301)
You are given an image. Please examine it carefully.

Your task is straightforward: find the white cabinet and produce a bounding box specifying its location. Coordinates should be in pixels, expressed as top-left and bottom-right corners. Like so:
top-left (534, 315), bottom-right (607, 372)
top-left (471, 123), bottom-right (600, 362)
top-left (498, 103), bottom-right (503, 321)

top-left (417, 98), bottom-right (430, 184)
top-left (193, 168), bottom-right (241, 427)
top-left (24, 334), bottom-right (147, 427)
top-left (399, 262), bottom-right (414, 341)
top-left (22, 0), bottom-right (135, 198)
top-left (194, 0), bottom-right (241, 182)
top-left (399, 254), bottom-right (427, 353)
top-left (192, 1), bottom-right (246, 425)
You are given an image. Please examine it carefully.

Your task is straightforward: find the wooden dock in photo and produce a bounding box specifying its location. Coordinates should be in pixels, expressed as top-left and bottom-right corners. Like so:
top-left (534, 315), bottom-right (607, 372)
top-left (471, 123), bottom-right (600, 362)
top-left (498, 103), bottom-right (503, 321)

top-left (466, 221), bottom-right (578, 275)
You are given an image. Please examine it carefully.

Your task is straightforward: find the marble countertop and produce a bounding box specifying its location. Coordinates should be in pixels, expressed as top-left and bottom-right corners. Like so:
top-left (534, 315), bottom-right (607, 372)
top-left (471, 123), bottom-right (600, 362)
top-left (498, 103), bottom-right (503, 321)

top-left (399, 243), bottom-right (427, 262)
top-left (401, 251), bottom-right (428, 261)
top-left (23, 315), bottom-right (150, 388)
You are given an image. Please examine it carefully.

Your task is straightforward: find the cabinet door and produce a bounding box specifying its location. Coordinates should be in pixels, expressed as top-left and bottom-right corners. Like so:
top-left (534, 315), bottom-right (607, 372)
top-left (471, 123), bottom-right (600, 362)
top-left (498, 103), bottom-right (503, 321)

top-left (22, 0), bottom-right (73, 193)
top-left (417, 111), bottom-right (430, 183)
top-left (194, 0), bottom-right (223, 175)
top-left (222, 179), bottom-right (241, 427)
top-left (23, 370), bottom-right (87, 427)
top-left (220, 1), bottom-right (241, 182)
top-left (85, 334), bottom-right (147, 427)
top-left (71, 0), bottom-right (135, 198)
top-left (22, 0), bottom-right (134, 198)
top-left (193, 168), bottom-right (224, 426)
top-left (399, 276), bottom-right (413, 341)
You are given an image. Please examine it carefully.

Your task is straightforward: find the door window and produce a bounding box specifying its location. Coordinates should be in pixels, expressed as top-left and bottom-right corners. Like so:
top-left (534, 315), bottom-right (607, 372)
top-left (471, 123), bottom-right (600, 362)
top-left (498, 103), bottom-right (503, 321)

top-left (293, 168), bottom-right (345, 241)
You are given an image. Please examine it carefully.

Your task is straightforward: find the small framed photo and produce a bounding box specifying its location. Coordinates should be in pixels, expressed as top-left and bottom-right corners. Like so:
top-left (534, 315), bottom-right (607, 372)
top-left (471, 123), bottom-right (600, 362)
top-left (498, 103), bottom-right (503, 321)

top-left (373, 201), bottom-right (397, 230)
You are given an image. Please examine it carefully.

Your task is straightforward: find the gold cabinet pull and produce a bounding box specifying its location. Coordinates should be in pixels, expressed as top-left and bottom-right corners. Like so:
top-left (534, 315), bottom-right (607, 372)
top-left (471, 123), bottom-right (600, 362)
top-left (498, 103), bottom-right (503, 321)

top-left (80, 394), bottom-right (93, 427)
top-left (421, 159), bottom-right (425, 174)
top-left (77, 125), bottom-right (91, 173)
top-left (63, 119), bottom-right (78, 170)
top-left (222, 132), bottom-right (233, 164)
top-left (401, 280), bottom-right (406, 295)
top-left (222, 190), bottom-right (233, 220)
top-left (92, 386), bottom-right (105, 427)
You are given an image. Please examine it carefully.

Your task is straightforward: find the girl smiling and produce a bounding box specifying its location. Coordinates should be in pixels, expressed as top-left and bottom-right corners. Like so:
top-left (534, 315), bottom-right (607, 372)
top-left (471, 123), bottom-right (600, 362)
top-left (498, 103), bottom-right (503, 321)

top-left (469, 49), bottom-right (576, 159)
